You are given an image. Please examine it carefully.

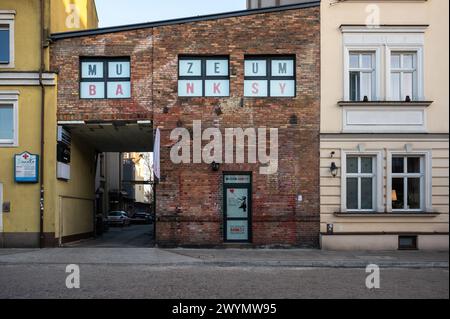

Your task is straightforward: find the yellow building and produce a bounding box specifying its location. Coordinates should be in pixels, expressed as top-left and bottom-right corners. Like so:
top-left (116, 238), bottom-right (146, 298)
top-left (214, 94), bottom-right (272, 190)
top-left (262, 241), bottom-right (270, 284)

top-left (0, 0), bottom-right (98, 247)
top-left (320, 0), bottom-right (449, 250)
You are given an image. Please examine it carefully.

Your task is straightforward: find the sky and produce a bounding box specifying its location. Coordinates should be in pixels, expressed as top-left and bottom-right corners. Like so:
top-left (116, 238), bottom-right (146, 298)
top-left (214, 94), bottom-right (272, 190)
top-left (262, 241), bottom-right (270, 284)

top-left (94, 0), bottom-right (246, 28)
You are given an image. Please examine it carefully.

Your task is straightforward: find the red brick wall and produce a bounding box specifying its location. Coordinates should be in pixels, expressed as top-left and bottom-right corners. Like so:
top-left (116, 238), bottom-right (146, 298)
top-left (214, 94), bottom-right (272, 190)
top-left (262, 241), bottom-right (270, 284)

top-left (51, 29), bottom-right (154, 121)
top-left (51, 6), bottom-right (321, 247)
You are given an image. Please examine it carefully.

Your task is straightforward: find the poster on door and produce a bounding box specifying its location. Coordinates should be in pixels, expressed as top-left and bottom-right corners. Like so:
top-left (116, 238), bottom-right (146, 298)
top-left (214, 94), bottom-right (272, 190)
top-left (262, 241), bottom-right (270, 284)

top-left (226, 188), bottom-right (248, 218)
top-left (226, 220), bottom-right (248, 241)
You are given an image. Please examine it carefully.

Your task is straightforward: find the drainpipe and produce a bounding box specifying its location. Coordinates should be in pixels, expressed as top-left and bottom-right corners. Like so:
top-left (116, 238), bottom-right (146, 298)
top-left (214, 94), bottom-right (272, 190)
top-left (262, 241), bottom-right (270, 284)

top-left (39, 0), bottom-right (46, 248)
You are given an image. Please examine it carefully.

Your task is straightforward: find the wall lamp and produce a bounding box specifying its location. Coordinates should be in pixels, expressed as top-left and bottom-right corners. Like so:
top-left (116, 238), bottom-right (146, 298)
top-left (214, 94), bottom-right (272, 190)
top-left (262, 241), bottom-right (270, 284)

top-left (330, 162), bottom-right (338, 178)
top-left (329, 151), bottom-right (338, 178)
top-left (211, 161), bottom-right (220, 172)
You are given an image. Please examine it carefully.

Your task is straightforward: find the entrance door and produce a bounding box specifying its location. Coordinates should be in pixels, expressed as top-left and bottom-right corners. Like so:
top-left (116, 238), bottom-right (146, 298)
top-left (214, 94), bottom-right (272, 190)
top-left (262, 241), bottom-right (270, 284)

top-left (223, 173), bottom-right (252, 243)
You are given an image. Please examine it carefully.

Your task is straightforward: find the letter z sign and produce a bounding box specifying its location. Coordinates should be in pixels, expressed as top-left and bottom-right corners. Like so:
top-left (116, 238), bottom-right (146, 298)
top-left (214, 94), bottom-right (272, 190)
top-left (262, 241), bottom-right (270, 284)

top-left (80, 59), bottom-right (131, 99)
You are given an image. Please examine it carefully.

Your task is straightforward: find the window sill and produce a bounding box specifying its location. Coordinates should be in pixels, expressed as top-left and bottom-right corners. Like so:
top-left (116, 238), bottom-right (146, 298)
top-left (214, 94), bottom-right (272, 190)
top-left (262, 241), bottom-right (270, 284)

top-left (0, 64), bottom-right (15, 69)
top-left (338, 101), bottom-right (433, 107)
top-left (334, 212), bottom-right (439, 218)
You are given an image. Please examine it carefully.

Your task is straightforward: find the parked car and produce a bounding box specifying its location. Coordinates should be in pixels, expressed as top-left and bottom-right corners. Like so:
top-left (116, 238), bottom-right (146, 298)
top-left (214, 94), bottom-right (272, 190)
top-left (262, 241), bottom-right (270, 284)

top-left (131, 212), bottom-right (153, 224)
top-left (107, 211), bottom-right (131, 227)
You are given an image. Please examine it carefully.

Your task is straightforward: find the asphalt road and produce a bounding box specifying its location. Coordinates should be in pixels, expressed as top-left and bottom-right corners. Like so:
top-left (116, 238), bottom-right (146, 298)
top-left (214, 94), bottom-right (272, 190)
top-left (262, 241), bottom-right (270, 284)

top-left (0, 228), bottom-right (448, 299)
top-left (68, 224), bottom-right (154, 248)
top-left (0, 264), bottom-right (447, 299)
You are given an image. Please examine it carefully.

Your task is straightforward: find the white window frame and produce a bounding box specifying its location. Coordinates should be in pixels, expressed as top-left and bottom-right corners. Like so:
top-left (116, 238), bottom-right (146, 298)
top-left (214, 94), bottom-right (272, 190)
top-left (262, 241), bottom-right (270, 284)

top-left (0, 91), bottom-right (19, 147)
top-left (386, 47), bottom-right (424, 101)
top-left (387, 151), bottom-right (432, 213)
top-left (341, 25), bottom-right (427, 102)
top-left (348, 51), bottom-right (376, 101)
top-left (343, 46), bottom-right (381, 101)
top-left (341, 150), bottom-right (383, 213)
top-left (0, 10), bottom-right (15, 69)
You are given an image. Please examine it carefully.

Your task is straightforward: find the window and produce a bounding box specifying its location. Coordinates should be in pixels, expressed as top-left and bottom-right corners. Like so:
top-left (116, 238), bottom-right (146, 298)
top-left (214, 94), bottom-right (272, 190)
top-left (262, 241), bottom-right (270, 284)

top-left (0, 25), bottom-right (9, 64)
top-left (0, 11), bottom-right (14, 68)
top-left (390, 52), bottom-right (417, 101)
top-left (391, 156), bottom-right (424, 211)
top-left (0, 10), bottom-right (14, 68)
top-left (348, 52), bottom-right (376, 101)
top-left (342, 26), bottom-right (426, 102)
top-left (0, 95), bottom-right (18, 147)
top-left (0, 91), bottom-right (18, 146)
top-left (345, 156), bottom-right (376, 211)
top-left (398, 236), bottom-right (418, 250)
top-left (244, 56), bottom-right (295, 97)
top-left (80, 58), bottom-right (131, 99)
top-left (178, 56), bottom-right (229, 97)
top-left (0, 104), bottom-right (13, 142)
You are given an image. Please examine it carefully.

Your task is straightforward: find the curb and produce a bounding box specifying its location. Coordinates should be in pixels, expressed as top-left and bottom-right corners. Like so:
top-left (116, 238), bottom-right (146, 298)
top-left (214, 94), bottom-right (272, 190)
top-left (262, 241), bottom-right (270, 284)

top-left (0, 260), bottom-right (447, 269)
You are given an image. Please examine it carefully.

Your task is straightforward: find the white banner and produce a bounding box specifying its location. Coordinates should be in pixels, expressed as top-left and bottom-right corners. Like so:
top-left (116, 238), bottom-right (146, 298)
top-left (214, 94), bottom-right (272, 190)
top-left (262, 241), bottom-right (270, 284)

top-left (153, 128), bottom-right (161, 180)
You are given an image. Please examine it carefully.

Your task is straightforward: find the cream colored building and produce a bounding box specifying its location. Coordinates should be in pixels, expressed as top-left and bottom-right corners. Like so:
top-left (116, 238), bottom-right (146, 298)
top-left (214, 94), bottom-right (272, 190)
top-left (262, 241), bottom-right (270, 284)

top-left (134, 160), bottom-right (151, 205)
top-left (127, 152), bottom-right (152, 205)
top-left (320, 0), bottom-right (449, 250)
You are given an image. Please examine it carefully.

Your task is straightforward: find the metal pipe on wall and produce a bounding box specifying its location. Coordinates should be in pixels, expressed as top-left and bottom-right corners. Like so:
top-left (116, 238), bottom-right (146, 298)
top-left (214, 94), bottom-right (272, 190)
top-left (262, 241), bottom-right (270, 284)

top-left (39, 0), bottom-right (46, 248)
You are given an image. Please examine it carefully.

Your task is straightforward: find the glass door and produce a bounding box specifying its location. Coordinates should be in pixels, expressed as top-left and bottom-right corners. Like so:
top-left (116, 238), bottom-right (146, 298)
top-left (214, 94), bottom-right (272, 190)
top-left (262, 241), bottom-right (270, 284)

top-left (223, 173), bottom-right (252, 243)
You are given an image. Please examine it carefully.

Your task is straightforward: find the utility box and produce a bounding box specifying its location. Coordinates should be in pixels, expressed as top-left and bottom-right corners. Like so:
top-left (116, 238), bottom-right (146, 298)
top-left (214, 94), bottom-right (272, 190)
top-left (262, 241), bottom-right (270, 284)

top-left (57, 126), bottom-right (71, 180)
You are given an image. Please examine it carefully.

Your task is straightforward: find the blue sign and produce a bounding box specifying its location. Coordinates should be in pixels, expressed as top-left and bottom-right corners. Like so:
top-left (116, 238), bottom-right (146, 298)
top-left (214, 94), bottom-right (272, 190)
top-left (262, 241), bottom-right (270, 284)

top-left (14, 152), bottom-right (39, 183)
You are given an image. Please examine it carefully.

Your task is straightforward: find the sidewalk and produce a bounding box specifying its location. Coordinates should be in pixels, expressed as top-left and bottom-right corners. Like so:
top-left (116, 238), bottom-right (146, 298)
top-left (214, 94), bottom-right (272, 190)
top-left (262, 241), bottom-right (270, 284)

top-left (0, 248), bottom-right (448, 268)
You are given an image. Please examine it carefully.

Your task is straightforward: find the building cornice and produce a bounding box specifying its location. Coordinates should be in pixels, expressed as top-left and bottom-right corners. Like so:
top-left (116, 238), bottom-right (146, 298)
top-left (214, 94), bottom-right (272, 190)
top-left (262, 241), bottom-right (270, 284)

top-left (340, 25), bottom-right (429, 34)
top-left (320, 133), bottom-right (450, 141)
top-left (0, 90), bottom-right (20, 101)
top-left (338, 101), bottom-right (433, 108)
top-left (0, 10), bottom-right (16, 20)
top-left (0, 72), bottom-right (56, 86)
top-left (334, 212), bottom-right (440, 218)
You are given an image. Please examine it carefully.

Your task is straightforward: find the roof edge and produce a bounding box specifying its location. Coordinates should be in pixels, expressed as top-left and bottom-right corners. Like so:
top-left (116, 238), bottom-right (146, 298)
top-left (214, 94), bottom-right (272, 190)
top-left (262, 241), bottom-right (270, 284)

top-left (50, 1), bottom-right (320, 40)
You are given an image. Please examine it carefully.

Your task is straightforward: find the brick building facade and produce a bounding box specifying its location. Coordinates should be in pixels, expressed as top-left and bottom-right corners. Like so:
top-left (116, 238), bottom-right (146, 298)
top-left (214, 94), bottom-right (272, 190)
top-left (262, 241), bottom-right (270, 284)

top-left (51, 3), bottom-right (321, 247)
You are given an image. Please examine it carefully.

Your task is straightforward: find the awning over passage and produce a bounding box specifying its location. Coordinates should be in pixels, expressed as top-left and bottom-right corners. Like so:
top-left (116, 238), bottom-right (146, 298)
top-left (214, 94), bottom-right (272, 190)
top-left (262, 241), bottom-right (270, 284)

top-left (59, 120), bottom-right (153, 152)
